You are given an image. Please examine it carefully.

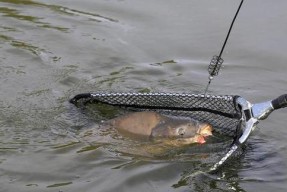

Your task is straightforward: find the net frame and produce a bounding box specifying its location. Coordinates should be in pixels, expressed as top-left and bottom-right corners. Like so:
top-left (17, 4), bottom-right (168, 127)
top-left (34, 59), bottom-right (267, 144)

top-left (70, 92), bottom-right (242, 137)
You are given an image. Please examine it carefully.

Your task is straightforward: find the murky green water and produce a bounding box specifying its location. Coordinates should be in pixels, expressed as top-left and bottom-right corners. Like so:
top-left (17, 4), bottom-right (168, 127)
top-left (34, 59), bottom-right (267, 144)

top-left (1, 0), bottom-right (287, 191)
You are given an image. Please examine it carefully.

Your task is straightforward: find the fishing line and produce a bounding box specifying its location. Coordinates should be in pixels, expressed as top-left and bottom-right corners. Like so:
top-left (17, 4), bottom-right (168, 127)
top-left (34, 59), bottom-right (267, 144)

top-left (204, 0), bottom-right (244, 95)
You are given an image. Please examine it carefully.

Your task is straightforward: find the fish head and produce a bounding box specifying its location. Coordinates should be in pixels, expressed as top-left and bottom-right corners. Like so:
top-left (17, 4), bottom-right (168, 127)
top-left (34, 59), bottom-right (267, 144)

top-left (174, 123), bottom-right (197, 138)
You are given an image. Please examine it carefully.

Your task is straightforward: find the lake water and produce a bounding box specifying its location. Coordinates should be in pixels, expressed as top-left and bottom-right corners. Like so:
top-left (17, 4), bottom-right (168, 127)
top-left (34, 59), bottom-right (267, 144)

top-left (0, 0), bottom-right (287, 191)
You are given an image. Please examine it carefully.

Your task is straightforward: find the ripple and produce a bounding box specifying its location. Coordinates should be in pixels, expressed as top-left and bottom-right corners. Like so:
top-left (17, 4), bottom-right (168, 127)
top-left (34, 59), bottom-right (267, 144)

top-left (57, 6), bottom-right (118, 23)
top-left (47, 181), bottom-right (73, 188)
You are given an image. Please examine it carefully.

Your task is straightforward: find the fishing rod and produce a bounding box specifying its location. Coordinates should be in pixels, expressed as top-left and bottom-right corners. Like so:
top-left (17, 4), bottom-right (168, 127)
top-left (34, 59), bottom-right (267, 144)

top-left (204, 0), bottom-right (244, 95)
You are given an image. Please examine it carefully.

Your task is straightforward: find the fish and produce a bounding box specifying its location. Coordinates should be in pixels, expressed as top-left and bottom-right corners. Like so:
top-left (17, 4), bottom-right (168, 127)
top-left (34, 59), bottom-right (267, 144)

top-left (108, 111), bottom-right (213, 145)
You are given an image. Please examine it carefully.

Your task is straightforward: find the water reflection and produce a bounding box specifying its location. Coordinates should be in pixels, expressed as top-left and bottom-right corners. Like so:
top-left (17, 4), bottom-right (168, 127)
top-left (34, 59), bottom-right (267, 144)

top-left (0, 3), bottom-right (68, 31)
top-left (0, 34), bottom-right (43, 55)
top-left (0, 6), bottom-right (39, 23)
top-left (0, 0), bottom-right (118, 24)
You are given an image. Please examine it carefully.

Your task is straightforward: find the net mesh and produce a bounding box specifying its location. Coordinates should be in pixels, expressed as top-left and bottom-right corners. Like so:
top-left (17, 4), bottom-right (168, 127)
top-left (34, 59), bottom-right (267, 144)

top-left (71, 92), bottom-right (242, 137)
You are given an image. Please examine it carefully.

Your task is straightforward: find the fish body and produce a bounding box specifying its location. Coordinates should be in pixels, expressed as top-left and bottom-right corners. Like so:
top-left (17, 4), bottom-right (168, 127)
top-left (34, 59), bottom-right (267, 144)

top-left (109, 111), bottom-right (213, 145)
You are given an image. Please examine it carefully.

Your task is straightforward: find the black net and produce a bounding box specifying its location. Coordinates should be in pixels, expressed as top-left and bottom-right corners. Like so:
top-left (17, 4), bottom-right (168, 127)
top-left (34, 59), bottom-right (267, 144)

top-left (70, 92), bottom-right (242, 137)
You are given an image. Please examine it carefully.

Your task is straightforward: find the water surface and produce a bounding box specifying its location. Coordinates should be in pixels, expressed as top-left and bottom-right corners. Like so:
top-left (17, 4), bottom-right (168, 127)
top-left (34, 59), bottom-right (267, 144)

top-left (0, 0), bottom-right (287, 191)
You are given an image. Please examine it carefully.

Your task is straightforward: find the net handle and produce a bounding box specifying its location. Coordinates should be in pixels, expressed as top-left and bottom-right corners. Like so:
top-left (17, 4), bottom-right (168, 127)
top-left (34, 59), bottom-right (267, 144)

top-left (272, 94), bottom-right (287, 110)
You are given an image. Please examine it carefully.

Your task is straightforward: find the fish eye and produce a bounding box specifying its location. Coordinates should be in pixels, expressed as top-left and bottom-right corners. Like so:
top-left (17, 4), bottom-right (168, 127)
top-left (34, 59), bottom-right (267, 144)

top-left (177, 127), bottom-right (185, 136)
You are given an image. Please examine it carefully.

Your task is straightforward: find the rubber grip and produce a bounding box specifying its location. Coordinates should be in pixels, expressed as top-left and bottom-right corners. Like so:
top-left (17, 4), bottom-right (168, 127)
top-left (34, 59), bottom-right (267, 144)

top-left (69, 93), bottom-right (92, 104)
top-left (271, 94), bottom-right (287, 110)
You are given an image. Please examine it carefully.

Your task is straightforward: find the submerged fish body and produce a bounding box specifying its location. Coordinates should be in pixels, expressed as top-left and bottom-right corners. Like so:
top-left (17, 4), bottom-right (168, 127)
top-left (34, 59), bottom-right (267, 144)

top-left (109, 111), bottom-right (213, 145)
top-left (110, 111), bottom-right (161, 136)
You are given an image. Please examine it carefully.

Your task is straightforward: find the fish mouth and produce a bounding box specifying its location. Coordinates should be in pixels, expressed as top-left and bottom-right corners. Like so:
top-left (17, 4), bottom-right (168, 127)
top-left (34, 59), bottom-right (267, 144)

top-left (197, 123), bottom-right (213, 137)
top-left (176, 134), bottom-right (206, 145)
